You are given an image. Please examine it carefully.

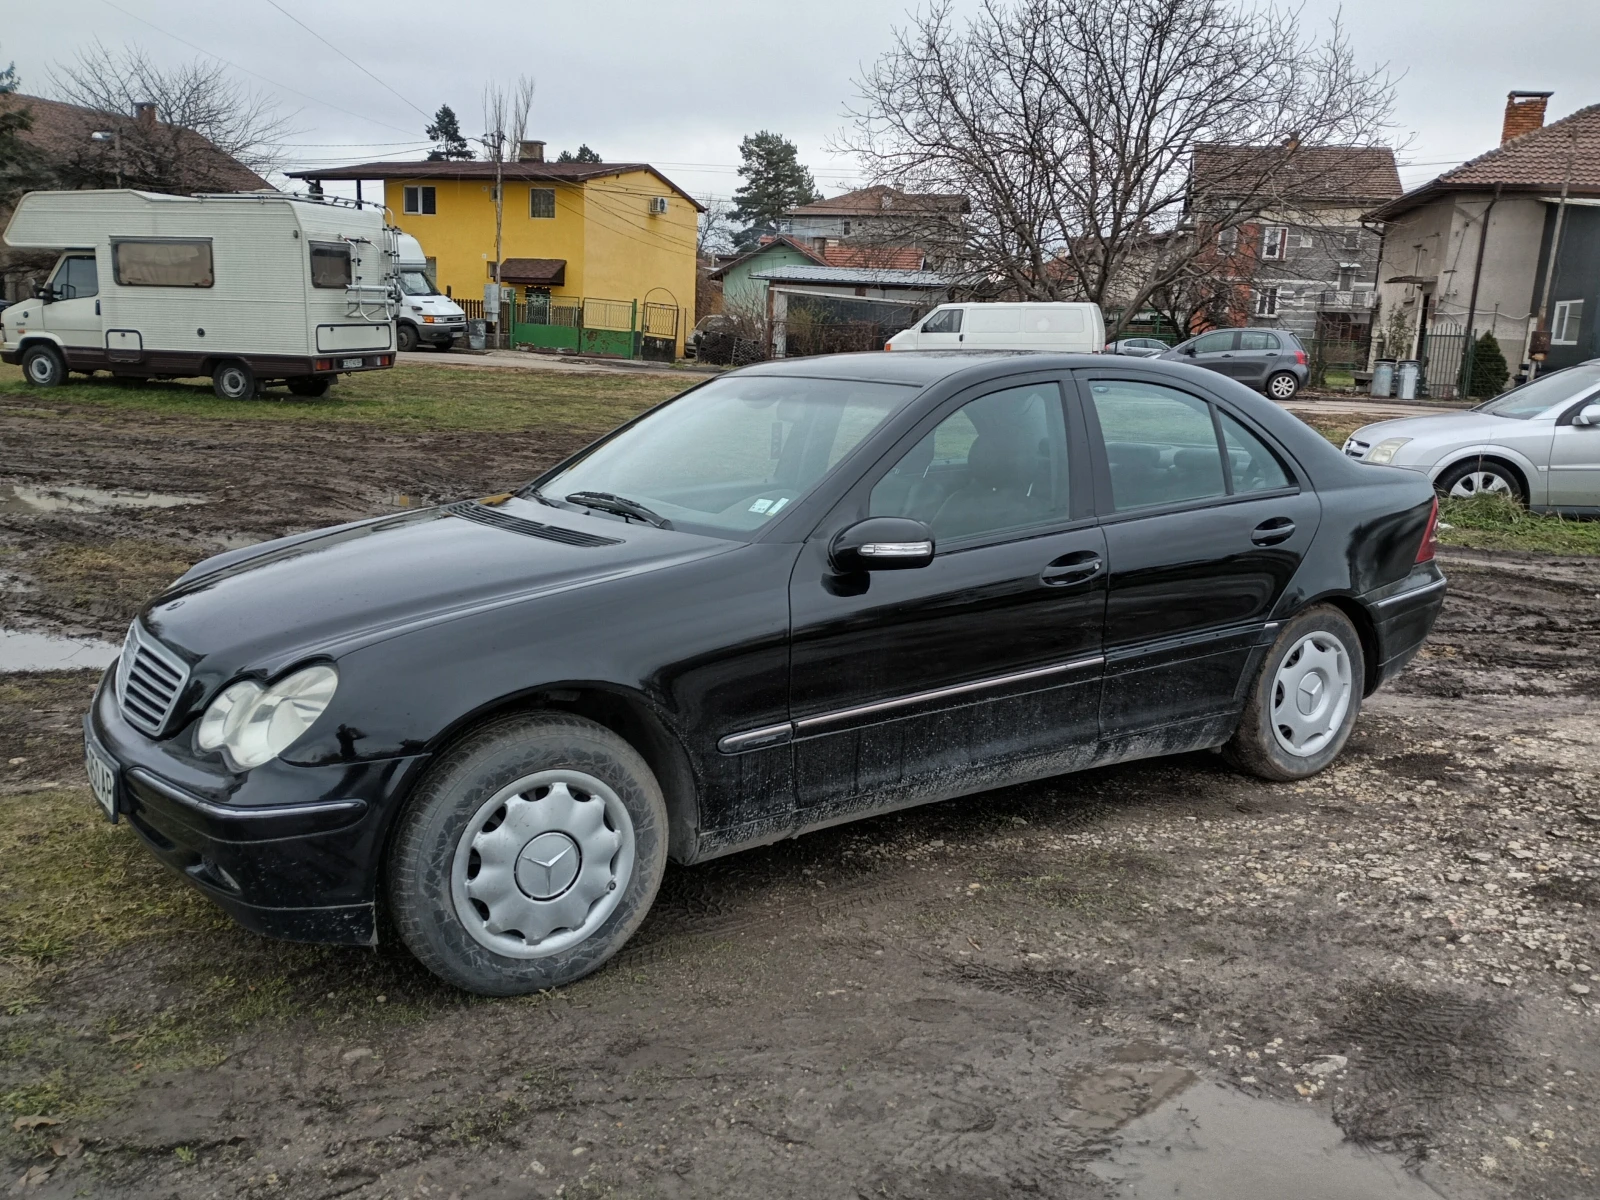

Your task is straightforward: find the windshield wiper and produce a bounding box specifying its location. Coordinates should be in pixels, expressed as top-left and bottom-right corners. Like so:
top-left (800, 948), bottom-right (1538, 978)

top-left (565, 491), bottom-right (673, 529)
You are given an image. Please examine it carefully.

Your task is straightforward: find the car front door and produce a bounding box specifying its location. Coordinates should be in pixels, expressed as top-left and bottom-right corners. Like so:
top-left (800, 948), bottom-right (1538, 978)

top-left (40, 253), bottom-right (102, 354)
top-left (787, 374), bottom-right (1106, 823)
top-left (1076, 373), bottom-right (1322, 744)
top-left (1548, 393), bottom-right (1600, 508)
top-left (915, 306), bottom-right (964, 349)
top-left (1185, 330), bottom-right (1240, 379)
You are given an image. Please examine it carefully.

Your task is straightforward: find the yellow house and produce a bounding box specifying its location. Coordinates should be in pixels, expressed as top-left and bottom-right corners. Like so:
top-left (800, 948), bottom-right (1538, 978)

top-left (291, 143), bottom-right (702, 356)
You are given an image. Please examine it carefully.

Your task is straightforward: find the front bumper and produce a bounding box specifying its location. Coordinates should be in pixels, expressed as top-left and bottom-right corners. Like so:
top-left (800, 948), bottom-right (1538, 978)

top-left (1362, 563), bottom-right (1447, 691)
top-left (88, 669), bottom-right (428, 946)
top-left (413, 321), bottom-right (465, 344)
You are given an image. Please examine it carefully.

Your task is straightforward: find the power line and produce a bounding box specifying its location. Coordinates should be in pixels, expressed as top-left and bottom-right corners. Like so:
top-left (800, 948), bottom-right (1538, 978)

top-left (263, 0), bottom-right (431, 120)
top-left (94, 0), bottom-right (420, 138)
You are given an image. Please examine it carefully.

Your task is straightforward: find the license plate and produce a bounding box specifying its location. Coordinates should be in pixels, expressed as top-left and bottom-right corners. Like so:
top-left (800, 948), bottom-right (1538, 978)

top-left (340, 357), bottom-right (365, 369)
top-left (84, 729), bottom-right (119, 823)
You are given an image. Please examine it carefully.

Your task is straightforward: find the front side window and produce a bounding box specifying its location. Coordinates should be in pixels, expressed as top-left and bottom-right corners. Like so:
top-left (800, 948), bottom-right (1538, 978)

top-left (870, 383), bottom-right (1070, 542)
top-left (1553, 299), bottom-right (1584, 345)
top-left (541, 375), bottom-right (914, 536)
top-left (1090, 381), bottom-right (1227, 511)
top-left (1476, 359), bottom-right (1600, 420)
top-left (921, 308), bottom-right (962, 334)
top-left (530, 188), bottom-right (556, 219)
top-left (50, 255), bottom-right (98, 299)
top-left (403, 185), bottom-right (437, 215)
top-left (309, 242), bottom-right (352, 289)
top-left (112, 240), bottom-right (213, 288)
top-left (1191, 331), bottom-right (1236, 355)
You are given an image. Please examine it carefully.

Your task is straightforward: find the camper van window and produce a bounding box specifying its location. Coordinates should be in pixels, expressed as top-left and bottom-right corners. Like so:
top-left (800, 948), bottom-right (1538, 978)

top-left (404, 186), bottom-right (436, 215)
top-left (310, 242), bottom-right (353, 289)
top-left (111, 240), bottom-right (213, 288)
top-left (50, 255), bottom-right (99, 300)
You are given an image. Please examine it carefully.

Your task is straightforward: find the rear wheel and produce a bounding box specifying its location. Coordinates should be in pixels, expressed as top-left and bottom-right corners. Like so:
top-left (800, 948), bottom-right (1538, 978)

top-left (387, 712), bottom-right (668, 996)
top-left (1266, 371), bottom-right (1300, 400)
top-left (287, 376), bottom-right (333, 397)
top-left (1435, 458), bottom-right (1524, 504)
top-left (397, 323), bottom-right (419, 352)
top-left (21, 344), bottom-right (66, 388)
top-left (212, 360), bottom-right (257, 400)
top-left (1225, 606), bottom-right (1364, 781)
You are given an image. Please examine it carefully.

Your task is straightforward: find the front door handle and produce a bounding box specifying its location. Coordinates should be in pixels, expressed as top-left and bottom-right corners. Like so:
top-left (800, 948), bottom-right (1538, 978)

top-left (1251, 517), bottom-right (1296, 546)
top-left (1041, 551), bottom-right (1103, 586)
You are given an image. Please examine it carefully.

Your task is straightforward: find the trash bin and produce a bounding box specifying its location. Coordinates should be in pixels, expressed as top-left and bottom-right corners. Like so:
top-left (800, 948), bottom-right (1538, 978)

top-left (1370, 359), bottom-right (1395, 398)
top-left (467, 319), bottom-right (487, 351)
top-left (1396, 359), bottom-right (1420, 401)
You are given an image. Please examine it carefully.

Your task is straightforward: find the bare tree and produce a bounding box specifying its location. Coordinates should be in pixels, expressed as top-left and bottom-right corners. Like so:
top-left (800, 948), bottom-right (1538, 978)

top-left (696, 195), bottom-right (734, 260)
top-left (840, 0), bottom-right (1397, 336)
top-left (480, 75), bottom-right (536, 346)
top-left (49, 41), bottom-right (289, 191)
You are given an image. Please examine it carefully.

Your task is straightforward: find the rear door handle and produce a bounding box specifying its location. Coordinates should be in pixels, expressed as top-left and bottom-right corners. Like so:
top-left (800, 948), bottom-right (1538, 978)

top-left (1251, 517), bottom-right (1296, 546)
top-left (1041, 551), bottom-right (1103, 586)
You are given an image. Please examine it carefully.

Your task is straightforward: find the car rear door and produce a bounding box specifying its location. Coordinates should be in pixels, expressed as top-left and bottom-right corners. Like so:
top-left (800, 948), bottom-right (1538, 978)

top-left (1073, 371), bottom-right (1322, 743)
top-left (1233, 331), bottom-right (1281, 387)
top-left (786, 372), bottom-right (1106, 822)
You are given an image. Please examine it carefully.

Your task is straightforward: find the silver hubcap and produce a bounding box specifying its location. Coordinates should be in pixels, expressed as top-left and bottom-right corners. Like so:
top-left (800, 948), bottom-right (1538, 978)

top-left (27, 358), bottom-right (53, 383)
top-left (1271, 632), bottom-right (1352, 757)
top-left (1269, 374), bottom-right (1295, 398)
top-left (451, 769), bottom-right (634, 959)
top-left (1448, 470), bottom-right (1511, 499)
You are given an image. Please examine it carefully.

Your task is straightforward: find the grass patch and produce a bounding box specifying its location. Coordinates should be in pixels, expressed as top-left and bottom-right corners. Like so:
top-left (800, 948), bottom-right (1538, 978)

top-left (27, 540), bottom-right (196, 617)
top-left (0, 362), bottom-right (684, 434)
top-left (1438, 493), bottom-right (1600, 555)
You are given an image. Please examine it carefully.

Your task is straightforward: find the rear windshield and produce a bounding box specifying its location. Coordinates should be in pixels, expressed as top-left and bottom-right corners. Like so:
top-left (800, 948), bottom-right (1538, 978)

top-left (1475, 360), bottom-right (1600, 419)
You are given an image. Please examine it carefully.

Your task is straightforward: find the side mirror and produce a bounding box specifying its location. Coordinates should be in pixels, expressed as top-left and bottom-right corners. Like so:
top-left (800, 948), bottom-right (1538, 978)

top-left (830, 517), bottom-right (935, 572)
top-left (1573, 403), bottom-right (1600, 427)
top-left (32, 284), bottom-right (55, 304)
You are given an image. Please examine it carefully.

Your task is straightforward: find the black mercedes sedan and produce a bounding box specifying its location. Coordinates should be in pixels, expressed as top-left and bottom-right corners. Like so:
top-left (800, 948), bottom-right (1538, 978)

top-left (85, 352), bottom-right (1445, 994)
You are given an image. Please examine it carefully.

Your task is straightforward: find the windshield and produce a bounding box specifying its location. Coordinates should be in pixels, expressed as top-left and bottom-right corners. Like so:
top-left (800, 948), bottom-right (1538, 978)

top-left (398, 269), bottom-right (439, 296)
top-left (538, 375), bottom-right (916, 536)
top-left (1475, 360), bottom-right (1600, 419)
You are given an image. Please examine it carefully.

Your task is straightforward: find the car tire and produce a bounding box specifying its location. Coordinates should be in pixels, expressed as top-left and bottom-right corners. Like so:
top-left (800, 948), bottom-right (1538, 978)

top-left (21, 344), bottom-right (67, 388)
top-left (287, 376), bottom-right (333, 398)
top-left (1435, 457), bottom-right (1524, 504)
top-left (397, 323), bottom-right (419, 352)
top-left (212, 360), bottom-right (258, 400)
top-left (1224, 605), bottom-right (1364, 782)
top-left (387, 711), bottom-right (669, 996)
top-left (1266, 371), bottom-right (1300, 400)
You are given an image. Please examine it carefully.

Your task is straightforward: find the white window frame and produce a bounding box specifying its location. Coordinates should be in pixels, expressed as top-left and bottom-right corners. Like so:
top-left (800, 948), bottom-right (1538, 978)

top-left (403, 185), bottom-right (436, 215)
top-left (1261, 226), bottom-right (1288, 260)
top-left (1254, 287), bottom-right (1279, 317)
top-left (1552, 299), bottom-right (1583, 345)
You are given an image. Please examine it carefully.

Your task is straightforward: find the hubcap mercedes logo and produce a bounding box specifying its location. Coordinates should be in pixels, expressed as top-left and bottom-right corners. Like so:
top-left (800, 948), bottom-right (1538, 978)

top-left (1297, 673), bottom-right (1324, 714)
top-left (514, 831), bottom-right (581, 900)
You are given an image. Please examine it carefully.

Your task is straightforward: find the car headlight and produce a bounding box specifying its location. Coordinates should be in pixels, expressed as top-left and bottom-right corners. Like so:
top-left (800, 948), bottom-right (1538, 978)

top-left (1366, 437), bottom-right (1411, 465)
top-left (196, 664), bottom-right (338, 770)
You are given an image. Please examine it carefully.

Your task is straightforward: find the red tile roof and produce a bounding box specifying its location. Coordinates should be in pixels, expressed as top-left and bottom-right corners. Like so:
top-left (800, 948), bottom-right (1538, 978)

top-left (785, 185), bottom-right (968, 217)
top-left (820, 244), bottom-right (926, 270)
top-left (1190, 144), bottom-right (1402, 205)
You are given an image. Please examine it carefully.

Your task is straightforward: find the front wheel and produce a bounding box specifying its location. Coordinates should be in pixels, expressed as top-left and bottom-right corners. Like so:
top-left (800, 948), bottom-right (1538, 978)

top-left (396, 323), bottom-right (419, 352)
top-left (1224, 606), bottom-right (1364, 781)
top-left (21, 344), bottom-right (67, 388)
top-left (212, 360), bottom-right (258, 400)
top-left (1435, 458), bottom-right (1524, 504)
top-left (1266, 371), bottom-right (1300, 400)
top-left (387, 712), bottom-right (668, 996)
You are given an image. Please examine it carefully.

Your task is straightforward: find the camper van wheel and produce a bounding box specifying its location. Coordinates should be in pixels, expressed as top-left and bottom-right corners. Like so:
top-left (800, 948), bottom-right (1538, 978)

top-left (212, 360), bottom-right (259, 400)
top-left (21, 345), bottom-right (66, 388)
top-left (397, 323), bottom-right (419, 352)
top-left (288, 376), bottom-right (333, 398)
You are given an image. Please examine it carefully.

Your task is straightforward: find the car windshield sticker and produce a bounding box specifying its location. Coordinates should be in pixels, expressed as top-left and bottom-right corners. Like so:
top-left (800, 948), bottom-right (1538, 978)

top-left (769, 497), bottom-right (790, 513)
top-left (749, 498), bottom-right (774, 513)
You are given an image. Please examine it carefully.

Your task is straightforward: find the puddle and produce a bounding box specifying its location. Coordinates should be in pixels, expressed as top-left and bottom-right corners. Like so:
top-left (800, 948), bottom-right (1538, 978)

top-left (0, 483), bottom-right (207, 514)
top-left (1089, 1078), bottom-right (1448, 1198)
top-left (0, 628), bottom-right (120, 672)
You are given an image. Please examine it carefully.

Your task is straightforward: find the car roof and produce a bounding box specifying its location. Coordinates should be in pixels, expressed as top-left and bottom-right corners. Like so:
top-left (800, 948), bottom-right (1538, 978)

top-left (741, 350), bottom-right (1112, 387)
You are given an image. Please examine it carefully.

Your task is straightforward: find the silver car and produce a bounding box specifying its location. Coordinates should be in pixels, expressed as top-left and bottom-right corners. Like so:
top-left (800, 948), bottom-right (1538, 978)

top-left (1105, 336), bottom-right (1170, 357)
top-left (1343, 359), bottom-right (1600, 514)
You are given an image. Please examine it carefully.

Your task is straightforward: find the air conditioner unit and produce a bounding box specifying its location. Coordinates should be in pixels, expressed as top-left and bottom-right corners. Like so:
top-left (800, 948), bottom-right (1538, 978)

top-left (648, 196), bottom-right (669, 215)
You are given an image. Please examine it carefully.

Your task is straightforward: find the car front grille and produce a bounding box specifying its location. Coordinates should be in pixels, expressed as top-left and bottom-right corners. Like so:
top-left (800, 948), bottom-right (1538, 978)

top-left (115, 623), bottom-right (191, 736)
top-left (1343, 438), bottom-right (1370, 460)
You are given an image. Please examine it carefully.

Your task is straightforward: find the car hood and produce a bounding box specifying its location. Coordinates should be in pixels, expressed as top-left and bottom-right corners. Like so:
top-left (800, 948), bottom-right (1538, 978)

top-left (141, 498), bottom-right (736, 675)
top-left (404, 295), bottom-right (465, 318)
top-left (1350, 410), bottom-right (1536, 446)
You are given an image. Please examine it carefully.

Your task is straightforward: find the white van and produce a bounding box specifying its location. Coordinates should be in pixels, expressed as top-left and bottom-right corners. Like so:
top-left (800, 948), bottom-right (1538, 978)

top-left (885, 301), bottom-right (1105, 354)
top-left (1, 189), bottom-right (398, 399)
top-left (394, 233), bottom-right (466, 352)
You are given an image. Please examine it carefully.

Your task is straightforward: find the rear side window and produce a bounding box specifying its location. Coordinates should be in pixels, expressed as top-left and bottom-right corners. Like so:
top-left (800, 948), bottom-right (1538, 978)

top-left (921, 308), bottom-right (962, 334)
top-left (1089, 381), bottom-right (1226, 511)
top-left (309, 242), bottom-right (353, 289)
top-left (112, 239), bottom-right (213, 288)
top-left (1220, 412), bottom-right (1291, 492)
top-left (1239, 331), bottom-right (1281, 351)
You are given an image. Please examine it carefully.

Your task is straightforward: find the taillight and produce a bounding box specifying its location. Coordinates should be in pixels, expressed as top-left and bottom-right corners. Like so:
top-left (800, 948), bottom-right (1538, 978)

top-left (1294, 349), bottom-right (1307, 365)
top-left (1415, 496), bottom-right (1439, 563)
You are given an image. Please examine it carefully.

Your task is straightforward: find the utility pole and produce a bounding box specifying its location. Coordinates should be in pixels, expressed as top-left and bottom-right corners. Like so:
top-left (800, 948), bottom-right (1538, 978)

top-left (475, 129), bottom-right (508, 348)
top-left (1531, 124), bottom-right (1578, 379)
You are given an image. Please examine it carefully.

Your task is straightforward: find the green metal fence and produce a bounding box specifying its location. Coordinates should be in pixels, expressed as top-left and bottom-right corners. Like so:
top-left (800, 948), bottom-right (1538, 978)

top-left (510, 296), bottom-right (651, 358)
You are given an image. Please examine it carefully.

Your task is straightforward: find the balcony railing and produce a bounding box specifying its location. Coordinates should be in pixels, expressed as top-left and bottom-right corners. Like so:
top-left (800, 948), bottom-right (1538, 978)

top-left (1318, 289), bottom-right (1376, 312)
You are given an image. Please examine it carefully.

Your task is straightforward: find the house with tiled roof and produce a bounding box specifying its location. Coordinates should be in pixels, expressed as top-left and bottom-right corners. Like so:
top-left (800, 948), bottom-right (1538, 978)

top-left (1367, 92), bottom-right (1600, 380)
top-left (779, 185), bottom-right (967, 269)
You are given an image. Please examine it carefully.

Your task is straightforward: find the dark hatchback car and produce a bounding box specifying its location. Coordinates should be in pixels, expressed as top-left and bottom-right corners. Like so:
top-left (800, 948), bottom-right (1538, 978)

top-left (1161, 327), bottom-right (1310, 399)
top-left (85, 352), bottom-right (1445, 994)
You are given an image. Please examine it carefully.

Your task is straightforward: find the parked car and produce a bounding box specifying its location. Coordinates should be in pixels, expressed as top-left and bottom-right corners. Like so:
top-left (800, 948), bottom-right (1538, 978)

top-left (1160, 328), bottom-right (1309, 399)
top-left (1, 190), bottom-right (398, 398)
top-left (1344, 358), bottom-right (1600, 513)
top-left (685, 312), bottom-right (739, 361)
top-left (85, 351), bottom-right (1443, 995)
top-left (1106, 336), bottom-right (1169, 357)
top-left (885, 301), bottom-right (1105, 354)
top-left (394, 233), bottom-right (466, 352)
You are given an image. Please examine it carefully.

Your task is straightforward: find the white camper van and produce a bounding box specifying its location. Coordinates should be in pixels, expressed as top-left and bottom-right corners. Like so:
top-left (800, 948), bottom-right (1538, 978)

top-left (394, 233), bottom-right (466, 352)
top-left (1, 190), bottom-right (398, 399)
top-left (884, 301), bottom-right (1105, 354)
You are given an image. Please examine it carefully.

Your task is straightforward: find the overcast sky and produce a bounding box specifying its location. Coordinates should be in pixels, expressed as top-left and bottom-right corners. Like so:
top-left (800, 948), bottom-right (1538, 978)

top-left (5, 0), bottom-right (1597, 203)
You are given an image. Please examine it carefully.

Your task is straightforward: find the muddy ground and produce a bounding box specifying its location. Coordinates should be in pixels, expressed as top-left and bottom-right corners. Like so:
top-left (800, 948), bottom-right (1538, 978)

top-left (2, 383), bottom-right (1599, 1198)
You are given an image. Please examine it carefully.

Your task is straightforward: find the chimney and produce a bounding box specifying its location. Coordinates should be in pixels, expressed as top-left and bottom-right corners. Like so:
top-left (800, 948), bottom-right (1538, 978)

top-left (517, 139), bottom-right (545, 163)
top-left (1501, 91), bottom-right (1552, 144)
top-left (134, 100), bottom-right (157, 128)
